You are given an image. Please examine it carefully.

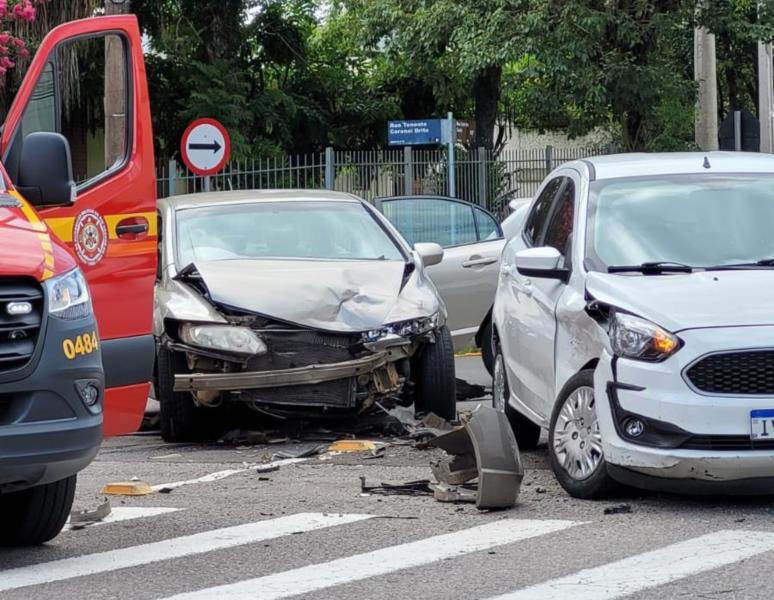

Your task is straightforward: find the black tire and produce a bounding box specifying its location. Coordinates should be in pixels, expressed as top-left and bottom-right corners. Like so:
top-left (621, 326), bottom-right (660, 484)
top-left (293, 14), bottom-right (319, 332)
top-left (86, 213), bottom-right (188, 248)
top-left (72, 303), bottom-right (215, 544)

top-left (0, 475), bottom-right (76, 546)
top-left (158, 347), bottom-right (208, 442)
top-left (492, 343), bottom-right (541, 450)
top-left (480, 319), bottom-right (494, 376)
top-left (414, 325), bottom-right (456, 421)
top-left (548, 369), bottom-right (616, 499)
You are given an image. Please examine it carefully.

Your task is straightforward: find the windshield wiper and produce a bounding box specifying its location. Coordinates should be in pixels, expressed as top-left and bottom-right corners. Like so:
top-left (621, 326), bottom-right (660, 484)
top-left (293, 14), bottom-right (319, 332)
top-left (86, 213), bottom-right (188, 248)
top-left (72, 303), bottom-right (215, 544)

top-left (608, 261), bottom-right (694, 274)
top-left (707, 258), bottom-right (774, 270)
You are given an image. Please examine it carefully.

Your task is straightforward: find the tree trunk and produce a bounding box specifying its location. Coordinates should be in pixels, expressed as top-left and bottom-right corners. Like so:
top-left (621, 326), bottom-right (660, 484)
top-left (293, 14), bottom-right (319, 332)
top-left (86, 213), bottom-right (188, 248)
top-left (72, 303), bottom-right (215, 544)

top-left (473, 65), bottom-right (502, 151)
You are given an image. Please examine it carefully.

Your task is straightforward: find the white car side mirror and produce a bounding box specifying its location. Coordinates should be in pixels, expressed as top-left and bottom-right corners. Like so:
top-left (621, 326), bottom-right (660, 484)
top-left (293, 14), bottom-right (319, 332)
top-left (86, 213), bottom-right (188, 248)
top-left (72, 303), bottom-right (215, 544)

top-left (414, 242), bottom-right (444, 267)
top-left (514, 246), bottom-right (569, 283)
top-left (508, 198), bottom-right (531, 213)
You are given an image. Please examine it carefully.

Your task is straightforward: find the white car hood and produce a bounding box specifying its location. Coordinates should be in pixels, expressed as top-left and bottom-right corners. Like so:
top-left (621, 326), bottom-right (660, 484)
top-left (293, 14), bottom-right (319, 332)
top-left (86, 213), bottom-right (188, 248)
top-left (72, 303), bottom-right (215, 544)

top-left (586, 270), bottom-right (774, 332)
top-left (192, 258), bottom-right (442, 333)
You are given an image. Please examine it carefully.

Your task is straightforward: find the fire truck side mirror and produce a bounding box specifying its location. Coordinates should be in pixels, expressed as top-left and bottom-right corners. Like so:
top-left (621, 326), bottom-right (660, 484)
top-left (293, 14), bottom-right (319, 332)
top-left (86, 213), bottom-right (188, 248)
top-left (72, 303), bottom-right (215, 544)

top-left (17, 132), bottom-right (76, 207)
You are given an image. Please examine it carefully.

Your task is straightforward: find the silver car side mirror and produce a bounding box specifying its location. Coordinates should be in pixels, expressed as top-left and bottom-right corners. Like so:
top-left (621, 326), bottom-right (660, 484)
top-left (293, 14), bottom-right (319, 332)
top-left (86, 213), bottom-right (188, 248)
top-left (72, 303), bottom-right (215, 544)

top-left (515, 246), bottom-right (569, 283)
top-left (414, 242), bottom-right (444, 267)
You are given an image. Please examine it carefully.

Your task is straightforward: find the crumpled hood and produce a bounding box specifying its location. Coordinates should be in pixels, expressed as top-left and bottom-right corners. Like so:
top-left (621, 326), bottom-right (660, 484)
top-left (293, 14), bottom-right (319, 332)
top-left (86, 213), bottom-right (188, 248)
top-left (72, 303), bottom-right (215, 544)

top-left (586, 270), bottom-right (774, 332)
top-left (193, 259), bottom-right (442, 333)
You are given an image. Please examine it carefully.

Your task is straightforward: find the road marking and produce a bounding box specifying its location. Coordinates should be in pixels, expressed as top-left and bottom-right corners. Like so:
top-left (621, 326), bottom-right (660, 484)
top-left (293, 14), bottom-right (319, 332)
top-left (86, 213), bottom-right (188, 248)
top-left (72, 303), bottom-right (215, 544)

top-left (0, 512), bottom-right (370, 593)
top-left (486, 529), bottom-right (774, 600)
top-left (150, 458), bottom-right (307, 491)
top-left (63, 507), bottom-right (181, 531)
top-left (162, 519), bottom-right (580, 600)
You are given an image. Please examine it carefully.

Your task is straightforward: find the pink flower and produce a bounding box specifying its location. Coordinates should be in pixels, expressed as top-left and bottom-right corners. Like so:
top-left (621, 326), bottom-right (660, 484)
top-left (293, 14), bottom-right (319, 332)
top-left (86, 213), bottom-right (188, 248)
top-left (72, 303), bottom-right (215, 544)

top-left (0, 34), bottom-right (11, 45)
top-left (17, 47), bottom-right (28, 57)
top-left (13, 37), bottom-right (23, 47)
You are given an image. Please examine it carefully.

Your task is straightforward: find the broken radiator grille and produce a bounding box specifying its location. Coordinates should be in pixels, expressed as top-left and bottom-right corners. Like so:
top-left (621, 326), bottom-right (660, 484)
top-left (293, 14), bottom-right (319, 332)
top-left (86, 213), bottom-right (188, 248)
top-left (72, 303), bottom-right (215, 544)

top-left (686, 350), bottom-right (774, 395)
top-left (241, 378), bottom-right (355, 408)
top-left (0, 278), bottom-right (43, 376)
top-left (247, 330), bottom-right (357, 371)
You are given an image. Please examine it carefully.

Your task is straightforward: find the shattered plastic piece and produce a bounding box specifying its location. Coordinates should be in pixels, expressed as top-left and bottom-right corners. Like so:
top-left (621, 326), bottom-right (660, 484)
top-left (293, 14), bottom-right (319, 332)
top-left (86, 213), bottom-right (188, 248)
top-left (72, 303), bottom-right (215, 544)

top-left (430, 482), bottom-right (477, 503)
top-left (271, 444), bottom-right (327, 460)
top-left (256, 464), bottom-right (281, 474)
top-left (363, 446), bottom-right (387, 460)
top-left (604, 504), bottom-right (633, 515)
top-left (359, 476), bottom-right (433, 497)
top-left (68, 498), bottom-right (111, 529)
top-left (429, 404), bottom-right (523, 509)
top-left (328, 440), bottom-right (379, 453)
top-left (100, 481), bottom-right (154, 496)
top-left (430, 453), bottom-right (478, 485)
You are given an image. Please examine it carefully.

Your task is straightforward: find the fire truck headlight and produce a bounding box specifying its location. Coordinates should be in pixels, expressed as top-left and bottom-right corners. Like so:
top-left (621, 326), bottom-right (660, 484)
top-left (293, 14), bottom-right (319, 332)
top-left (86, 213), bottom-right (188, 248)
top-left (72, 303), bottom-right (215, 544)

top-left (45, 269), bottom-right (93, 320)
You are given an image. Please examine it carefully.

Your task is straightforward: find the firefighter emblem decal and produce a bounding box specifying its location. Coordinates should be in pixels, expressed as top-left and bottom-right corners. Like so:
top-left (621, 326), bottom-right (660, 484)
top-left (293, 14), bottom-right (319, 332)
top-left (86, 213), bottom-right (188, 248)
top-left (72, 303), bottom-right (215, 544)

top-left (73, 209), bottom-right (108, 266)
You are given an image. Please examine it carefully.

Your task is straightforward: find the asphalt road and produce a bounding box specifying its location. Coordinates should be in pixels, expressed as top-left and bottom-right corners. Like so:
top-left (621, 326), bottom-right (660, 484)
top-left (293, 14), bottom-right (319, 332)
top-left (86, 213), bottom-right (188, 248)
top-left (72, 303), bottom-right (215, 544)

top-left (2, 356), bottom-right (774, 600)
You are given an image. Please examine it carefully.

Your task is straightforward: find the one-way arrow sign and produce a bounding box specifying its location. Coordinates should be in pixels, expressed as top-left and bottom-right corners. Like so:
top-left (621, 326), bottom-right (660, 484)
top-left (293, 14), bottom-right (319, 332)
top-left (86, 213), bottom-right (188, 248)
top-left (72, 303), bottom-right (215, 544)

top-left (180, 118), bottom-right (231, 176)
top-left (188, 140), bottom-right (222, 153)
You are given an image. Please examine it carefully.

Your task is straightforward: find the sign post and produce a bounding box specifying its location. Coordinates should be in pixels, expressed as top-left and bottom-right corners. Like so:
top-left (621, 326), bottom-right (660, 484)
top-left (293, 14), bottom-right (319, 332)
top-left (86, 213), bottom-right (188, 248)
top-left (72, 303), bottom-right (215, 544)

top-left (180, 118), bottom-right (231, 190)
top-left (442, 112), bottom-right (456, 197)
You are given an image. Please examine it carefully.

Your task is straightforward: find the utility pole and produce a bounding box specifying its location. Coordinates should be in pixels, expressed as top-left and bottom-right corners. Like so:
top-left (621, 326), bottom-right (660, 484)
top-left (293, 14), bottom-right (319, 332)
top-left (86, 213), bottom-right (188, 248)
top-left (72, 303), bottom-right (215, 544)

top-left (759, 0), bottom-right (774, 153)
top-left (105, 0), bottom-right (130, 168)
top-left (694, 26), bottom-right (719, 151)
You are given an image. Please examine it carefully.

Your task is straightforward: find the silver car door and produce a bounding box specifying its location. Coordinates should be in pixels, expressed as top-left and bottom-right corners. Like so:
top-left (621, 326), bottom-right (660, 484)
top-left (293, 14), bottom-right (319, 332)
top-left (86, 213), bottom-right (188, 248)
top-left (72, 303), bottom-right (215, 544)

top-left (379, 196), bottom-right (504, 350)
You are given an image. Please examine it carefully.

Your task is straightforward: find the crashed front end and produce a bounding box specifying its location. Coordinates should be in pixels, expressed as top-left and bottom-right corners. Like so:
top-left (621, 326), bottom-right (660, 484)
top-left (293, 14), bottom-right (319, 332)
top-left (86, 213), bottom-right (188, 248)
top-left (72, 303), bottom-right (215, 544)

top-left (155, 258), bottom-right (445, 416)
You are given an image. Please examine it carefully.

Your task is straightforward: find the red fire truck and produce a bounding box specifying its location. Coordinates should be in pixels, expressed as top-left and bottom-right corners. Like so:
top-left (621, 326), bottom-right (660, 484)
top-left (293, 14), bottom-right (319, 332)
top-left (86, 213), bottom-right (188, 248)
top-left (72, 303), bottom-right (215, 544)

top-left (0, 15), bottom-right (155, 545)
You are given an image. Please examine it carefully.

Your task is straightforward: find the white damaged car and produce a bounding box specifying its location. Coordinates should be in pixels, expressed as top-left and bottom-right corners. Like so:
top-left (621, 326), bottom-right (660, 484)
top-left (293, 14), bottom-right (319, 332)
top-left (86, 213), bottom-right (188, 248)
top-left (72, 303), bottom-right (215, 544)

top-left (492, 152), bottom-right (774, 498)
top-left (154, 190), bottom-right (455, 441)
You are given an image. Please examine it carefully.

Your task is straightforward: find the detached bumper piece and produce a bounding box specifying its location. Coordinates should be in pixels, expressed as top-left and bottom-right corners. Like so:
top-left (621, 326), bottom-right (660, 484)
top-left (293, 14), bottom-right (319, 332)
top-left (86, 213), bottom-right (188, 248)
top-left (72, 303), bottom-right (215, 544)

top-left (428, 405), bottom-right (523, 509)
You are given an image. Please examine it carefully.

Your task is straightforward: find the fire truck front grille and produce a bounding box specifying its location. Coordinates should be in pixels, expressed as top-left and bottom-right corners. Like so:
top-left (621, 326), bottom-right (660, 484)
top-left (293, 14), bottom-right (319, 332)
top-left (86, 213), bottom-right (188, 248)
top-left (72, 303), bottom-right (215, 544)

top-left (0, 279), bottom-right (43, 374)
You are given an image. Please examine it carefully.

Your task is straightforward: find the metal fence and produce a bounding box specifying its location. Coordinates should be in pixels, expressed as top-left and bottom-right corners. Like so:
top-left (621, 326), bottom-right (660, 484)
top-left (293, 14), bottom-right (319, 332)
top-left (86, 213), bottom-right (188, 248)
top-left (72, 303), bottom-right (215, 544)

top-left (157, 144), bottom-right (612, 214)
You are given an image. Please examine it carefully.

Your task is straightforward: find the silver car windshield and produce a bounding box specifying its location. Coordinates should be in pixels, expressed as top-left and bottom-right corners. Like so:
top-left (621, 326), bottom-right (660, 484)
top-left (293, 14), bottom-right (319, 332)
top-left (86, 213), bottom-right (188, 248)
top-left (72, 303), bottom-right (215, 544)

top-left (586, 174), bottom-right (774, 270)
top-left (175, 201), bottom-right (404, 265)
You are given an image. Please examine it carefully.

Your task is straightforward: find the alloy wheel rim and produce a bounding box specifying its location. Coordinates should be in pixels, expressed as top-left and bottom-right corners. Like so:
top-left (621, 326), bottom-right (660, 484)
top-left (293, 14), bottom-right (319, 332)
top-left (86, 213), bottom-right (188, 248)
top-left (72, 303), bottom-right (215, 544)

top-left (552, 386), bottom-right (603, 481)
top-left (492, 354), bottom-right (506, 411)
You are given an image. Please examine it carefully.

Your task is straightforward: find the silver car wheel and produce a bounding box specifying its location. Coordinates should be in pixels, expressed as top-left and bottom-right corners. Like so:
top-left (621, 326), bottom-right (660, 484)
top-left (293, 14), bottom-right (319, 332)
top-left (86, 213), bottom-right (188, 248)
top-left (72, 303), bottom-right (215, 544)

top-left (552, 386), bottom-right (603, 481)
top-left (492, 353), bottom-right (506, 411)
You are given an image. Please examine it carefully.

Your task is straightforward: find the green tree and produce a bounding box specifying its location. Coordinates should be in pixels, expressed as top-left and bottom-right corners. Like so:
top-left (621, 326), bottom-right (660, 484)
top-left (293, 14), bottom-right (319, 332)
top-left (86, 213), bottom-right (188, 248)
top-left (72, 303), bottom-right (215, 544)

top-left (350, 0), bottom-right (530, 151)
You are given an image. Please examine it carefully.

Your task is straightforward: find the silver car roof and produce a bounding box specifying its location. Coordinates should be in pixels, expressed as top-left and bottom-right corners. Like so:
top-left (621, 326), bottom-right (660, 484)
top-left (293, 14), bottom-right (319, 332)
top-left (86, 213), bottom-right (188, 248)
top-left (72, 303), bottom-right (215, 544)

top-left (159, 189), bottom-right (362, 211)
top-left (564, 152), bottom-right (774, 181)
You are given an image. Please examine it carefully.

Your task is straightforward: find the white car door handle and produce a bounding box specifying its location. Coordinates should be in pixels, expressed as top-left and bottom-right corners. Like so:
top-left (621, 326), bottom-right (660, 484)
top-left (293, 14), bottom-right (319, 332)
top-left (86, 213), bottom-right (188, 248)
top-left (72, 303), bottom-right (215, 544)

top-left (463, 256), bottom-right (498, 268)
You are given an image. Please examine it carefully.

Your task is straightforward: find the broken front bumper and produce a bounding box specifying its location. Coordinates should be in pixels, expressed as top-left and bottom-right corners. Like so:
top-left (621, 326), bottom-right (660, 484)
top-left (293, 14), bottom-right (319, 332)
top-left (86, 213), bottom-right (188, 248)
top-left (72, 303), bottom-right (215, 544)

top-left (174, 351), bottom-right (392, 391)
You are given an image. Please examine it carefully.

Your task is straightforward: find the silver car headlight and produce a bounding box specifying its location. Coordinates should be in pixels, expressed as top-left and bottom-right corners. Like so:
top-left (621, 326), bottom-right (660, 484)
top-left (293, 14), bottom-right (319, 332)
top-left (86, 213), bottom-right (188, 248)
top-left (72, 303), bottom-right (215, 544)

top-left (45, 268), bottom-right (92, 320)
top-left (367, 312), bottom-right (443, 341)
top-left (179, 323), bottom-right (267, 355)
top-left (609, 311), bottom-right (680, 362)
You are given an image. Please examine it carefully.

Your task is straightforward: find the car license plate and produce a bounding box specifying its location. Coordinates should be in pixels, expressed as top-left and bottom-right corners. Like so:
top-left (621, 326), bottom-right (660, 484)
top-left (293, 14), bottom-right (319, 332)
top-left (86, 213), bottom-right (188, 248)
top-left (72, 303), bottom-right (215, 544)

top-left (751, 410), bottom-right (774, 440)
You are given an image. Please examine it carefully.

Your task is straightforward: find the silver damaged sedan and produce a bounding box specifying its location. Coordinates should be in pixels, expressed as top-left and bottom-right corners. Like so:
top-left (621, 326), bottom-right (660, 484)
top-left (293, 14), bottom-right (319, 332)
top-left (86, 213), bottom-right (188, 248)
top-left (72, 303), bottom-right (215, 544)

top-left (154, 190), bottom-right (456, 441)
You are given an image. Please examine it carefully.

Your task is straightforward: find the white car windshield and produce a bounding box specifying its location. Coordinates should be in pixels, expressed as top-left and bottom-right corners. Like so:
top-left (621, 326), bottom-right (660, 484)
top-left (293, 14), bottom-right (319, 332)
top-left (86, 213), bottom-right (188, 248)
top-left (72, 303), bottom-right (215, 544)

top-left (176, 201), bottom-right (404, 265)
top-left (586, 174), bottom-right (774, 270)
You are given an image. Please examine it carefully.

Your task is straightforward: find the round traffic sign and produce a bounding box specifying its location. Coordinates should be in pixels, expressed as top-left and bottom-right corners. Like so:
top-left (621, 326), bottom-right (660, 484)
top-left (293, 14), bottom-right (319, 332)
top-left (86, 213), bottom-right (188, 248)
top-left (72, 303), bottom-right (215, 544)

top-left (180, 118), bottom-right (231, 176)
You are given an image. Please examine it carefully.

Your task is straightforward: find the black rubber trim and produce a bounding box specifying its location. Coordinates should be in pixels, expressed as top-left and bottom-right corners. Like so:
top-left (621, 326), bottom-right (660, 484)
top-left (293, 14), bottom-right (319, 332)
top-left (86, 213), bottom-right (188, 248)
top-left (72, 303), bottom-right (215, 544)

top-left (101, 334), bottom-right (154, 388)
top-left (516, 265), bottom-right (570, 283)
top-left (606, 380), bottom-right (693, 449)
top-left (607, 464), bottom-right (774, 496)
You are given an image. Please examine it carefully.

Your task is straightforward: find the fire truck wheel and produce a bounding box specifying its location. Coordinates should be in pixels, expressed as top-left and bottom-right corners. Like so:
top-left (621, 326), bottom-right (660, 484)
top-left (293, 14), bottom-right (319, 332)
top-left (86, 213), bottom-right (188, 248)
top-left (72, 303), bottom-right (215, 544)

top-left (0, 475), bottom-right (76, 546)
top-left (157, 347), bottom-right (209, 442)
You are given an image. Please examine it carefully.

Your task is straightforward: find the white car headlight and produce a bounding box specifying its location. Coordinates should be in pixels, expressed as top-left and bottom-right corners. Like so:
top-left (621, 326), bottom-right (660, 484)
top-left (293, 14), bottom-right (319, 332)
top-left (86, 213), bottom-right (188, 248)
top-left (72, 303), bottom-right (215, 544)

top-left (609, 312), bottom-right (680, 362)
top-left (45, 268), bottom-right (92, 320)
top-left (179, 323), bottom-right (267, 355)
top-left (367, 312), bottom-right (444, 341)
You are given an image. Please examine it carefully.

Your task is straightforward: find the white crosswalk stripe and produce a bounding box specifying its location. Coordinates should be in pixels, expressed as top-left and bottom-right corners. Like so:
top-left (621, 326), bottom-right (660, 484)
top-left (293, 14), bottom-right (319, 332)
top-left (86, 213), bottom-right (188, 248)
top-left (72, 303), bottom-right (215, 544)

top-left (5, 511), bottom-right (774, 600)
top-left (485, 529), bottom-right (774, 600)
top-left (159, 519), bottom-right (581, 600)
top-left (0, 512), bottom-right (372, 593)
top-left (63, 507), bottom-right (181, 531)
